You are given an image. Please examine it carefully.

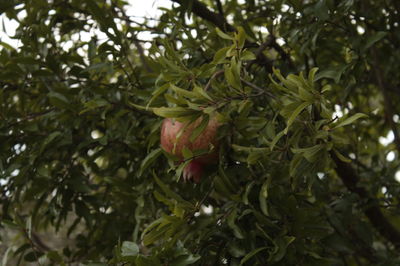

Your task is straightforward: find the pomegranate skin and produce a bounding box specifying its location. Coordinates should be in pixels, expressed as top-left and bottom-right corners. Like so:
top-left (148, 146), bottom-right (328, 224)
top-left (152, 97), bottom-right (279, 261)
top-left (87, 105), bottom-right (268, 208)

top-left (160, 116), bottom-right (220, 182)
top-left (160, 117), bottom-right (219, 163)
top-left (183, 160), bottom-right (204, 183)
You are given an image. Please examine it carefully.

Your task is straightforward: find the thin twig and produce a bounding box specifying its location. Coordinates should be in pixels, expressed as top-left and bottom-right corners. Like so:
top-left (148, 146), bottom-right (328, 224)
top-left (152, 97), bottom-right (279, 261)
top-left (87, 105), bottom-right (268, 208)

top-left (240, 78), bottom-right (277, 99)
top-left (204, 69), bottom-right (224, 91)
top-left (132, 36), bottom-right (153, 72)
top-left (21, 228), bottom-right (47, 266)
top-left (6, 108), bottom-right (55, 128)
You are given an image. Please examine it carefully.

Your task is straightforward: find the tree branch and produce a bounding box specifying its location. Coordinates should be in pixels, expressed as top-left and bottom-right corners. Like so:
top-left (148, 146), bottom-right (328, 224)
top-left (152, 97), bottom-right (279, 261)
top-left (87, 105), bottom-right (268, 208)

top-left (215, 0), bottom-right (224, 17)
top-left (331, 152), bottom-right (400, 248)
top-left (240, 78), bottom-right (277, 99)
top-left (171, 0), bottom-right (234, 32)
top-left (6, 108), bottom-right (56, 128)
top-left (170, 0), bottom-right (281, 72)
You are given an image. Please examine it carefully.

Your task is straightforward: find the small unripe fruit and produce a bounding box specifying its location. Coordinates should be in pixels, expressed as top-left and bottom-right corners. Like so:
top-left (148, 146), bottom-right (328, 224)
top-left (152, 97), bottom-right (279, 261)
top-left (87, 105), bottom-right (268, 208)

top-left (160, 117), bottom-right (219, 182)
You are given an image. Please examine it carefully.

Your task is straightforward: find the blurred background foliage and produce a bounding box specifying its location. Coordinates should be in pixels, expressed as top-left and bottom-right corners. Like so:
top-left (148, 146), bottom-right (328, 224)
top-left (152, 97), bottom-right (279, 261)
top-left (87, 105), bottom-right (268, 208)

top-left (1, 0), bottom-right (400, 265)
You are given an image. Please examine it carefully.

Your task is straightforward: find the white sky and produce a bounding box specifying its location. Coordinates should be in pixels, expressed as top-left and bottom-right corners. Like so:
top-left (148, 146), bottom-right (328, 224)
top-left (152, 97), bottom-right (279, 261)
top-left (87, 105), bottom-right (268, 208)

top-left (0, 0), bottom-right (171, 49)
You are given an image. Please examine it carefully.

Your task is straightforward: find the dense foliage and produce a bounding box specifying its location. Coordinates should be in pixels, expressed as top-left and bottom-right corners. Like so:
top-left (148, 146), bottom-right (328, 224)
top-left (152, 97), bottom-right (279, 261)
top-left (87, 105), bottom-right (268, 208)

top-left (1, 0), bottom-right (400, 265)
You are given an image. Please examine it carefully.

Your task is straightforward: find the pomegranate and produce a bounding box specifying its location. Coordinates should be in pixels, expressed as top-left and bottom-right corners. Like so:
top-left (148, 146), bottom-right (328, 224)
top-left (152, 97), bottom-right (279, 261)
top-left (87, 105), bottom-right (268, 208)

top-left (160, 116), bottom-right (220, 183)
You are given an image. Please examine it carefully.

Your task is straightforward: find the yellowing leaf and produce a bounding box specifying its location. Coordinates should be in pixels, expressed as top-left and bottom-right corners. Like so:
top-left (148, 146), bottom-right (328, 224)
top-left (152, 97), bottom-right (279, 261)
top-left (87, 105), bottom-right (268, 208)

top-left (153, 107), bottom-right (196, 118)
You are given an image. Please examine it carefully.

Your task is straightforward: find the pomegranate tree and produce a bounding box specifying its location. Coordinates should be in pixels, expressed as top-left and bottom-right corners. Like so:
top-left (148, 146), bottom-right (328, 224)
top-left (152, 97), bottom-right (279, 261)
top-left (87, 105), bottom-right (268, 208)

top-left (160, 116), bottom-right (219, 183)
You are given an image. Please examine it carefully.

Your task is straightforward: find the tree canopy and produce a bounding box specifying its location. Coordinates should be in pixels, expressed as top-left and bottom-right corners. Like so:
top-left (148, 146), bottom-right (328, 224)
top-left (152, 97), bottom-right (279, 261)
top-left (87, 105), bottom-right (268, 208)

top-left (1, 0), bottom-right (400, 265)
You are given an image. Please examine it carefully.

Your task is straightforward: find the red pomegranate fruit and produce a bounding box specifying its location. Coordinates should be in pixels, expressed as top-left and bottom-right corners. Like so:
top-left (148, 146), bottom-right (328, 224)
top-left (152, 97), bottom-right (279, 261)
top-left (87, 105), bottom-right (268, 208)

top-left (160, 116), bottom-right (220, 183)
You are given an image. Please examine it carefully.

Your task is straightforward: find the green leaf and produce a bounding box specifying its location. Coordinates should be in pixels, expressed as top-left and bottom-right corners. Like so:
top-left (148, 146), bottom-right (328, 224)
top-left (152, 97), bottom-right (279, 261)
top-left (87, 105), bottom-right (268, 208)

top-left (333, 113), bottom-right (368, 129)
top-left (321, 84), bottom-right (332, 93)
top-left (153, 174), bottom-right (193, 208)
top-left (138, 148), bottom-right (163, 176)
top-left (315, 65), bottom-right (347, 83)
top-left (308, 67), bottom-right (319, 83)
top-left (259, 178), bottom-right (270, 216)
top-left (243, 181), bottom-right (255, 205)
top-left (80, 98), bottom-right (109, 114)
top-left (143, 221), bottom-right (171, 246)
top-left (286, 74), bottom-right (304, 89)
top-left (240, 247), bottom-right (267, 265)
top-left (270, 236), bottom-right (296, 262)
top-left (164, 94), bottom-right (187, 106)
top-left (227, 209), bottom-right (245, 239)
top-left (232, 144), bottom-right (269, 153)
top-left (314, 0), bottom-right (329, 21)
top-left (226, 59), bottom-right (241, 89)
top-left (147, 83), bottom-right (169, 107)
top-left (121, 241), bottom-right (139, 257)
top-left (193, 85), bottom-right (213, 101)
top-left (333, 149), bottom-right (352, 163)
top-left (181, 146), bottom-right (193, 159)
top-left (213, 47), bottom-right (230, 64)
top-left (298, 86), bottom-right (314, 102)
top-left (82, 62), bottom-right (111, 73)
top-left (127, 102), bottom-right (154, 112)
top-left (241, 50), bottom-right (256, 61)
top-left (153, 107), bottom-right (197, 118)
top-left (40, 131), bottom-right (62, 154)
top-left (0, 41), bottom-right (16, 51)
top-left (271, 68), bottom-right (297, 93)
top-left (270, 130), bottom-right (285, 151)
top-left (47, 251), bottom-right (63, 263)
top-left (284, 102), bottom-right (311, 134)
top-left (170, 254), bottom-right (201, 266)
top-left (364, 31), bottom-right (387, 50)
top-left (135, 255), bottom-right (160, 266)
top-left (216, 28), bottom-right (233, 40)
top-left (48, 92), bottom-right (70, 109)
top-left (170, 84), bottom-right (198, 99)
top-left (236, 26), bottom-right (246, 49)
top-left (292, 144), bottom-right (324, 162)
top-left (189, 115), bottom-right (209, 142)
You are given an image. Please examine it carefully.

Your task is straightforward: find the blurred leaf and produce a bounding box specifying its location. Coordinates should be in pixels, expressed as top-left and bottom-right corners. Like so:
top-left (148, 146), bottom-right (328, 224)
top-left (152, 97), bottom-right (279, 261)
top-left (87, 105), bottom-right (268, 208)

top-left (259, 178), bottom-right (270, 216)
top-left (193, 85), bottom-right (213, 101)
top-left (333, 113), bottom-right (368, 129)
top-left (314, 0), bottom-right (329, 21)
top-left (46, 251), bottom-right (63, 263)
top-left (153, 107), bottom-right (197, 118)
top-left (284, 102), bottom-right (310, 134)
top-left (315, 65), bottom-right (348, 83)
top-left (213, 47), bottom-right (230, 64)
top-left (216, 28), bottom-right (233, 40)
top-left (121, 241), bottom-right (139, 257)
top-left (170, 84), bottom-right (198, 99)
top-left (139, 148), bottom-right (163, 176)
top-left (333, 149), bottom-right (352, 163)
top-left (292, 144), bottom-right (324, 162)
top-left (48, 92), bottom-right (70, 109)
top-left (364, 31), bottom-right (387, 50)
top-left (227, 209), bottom-right (245, 239)
top-left (240, 247), bottom-right (267, 265)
